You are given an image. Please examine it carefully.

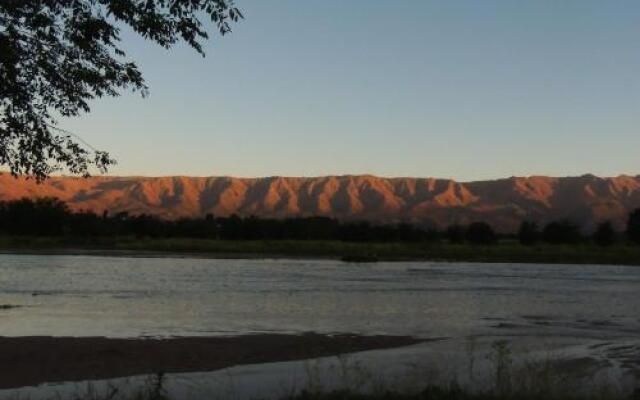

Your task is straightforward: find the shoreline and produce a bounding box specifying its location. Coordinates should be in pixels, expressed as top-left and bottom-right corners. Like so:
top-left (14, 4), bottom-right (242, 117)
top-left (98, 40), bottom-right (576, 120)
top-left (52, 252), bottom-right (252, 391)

top-left (0, 247), bottom-right (637, 268)
top-left (1, 238), bottom-right (640, 265)
top-left (0, 248), bottom-right (336, 260)
top-left (0, 333), bottom-right (424, 389)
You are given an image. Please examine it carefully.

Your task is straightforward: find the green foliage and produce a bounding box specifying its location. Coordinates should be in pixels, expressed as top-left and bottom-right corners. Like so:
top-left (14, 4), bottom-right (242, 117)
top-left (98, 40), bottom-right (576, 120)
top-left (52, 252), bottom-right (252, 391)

top-left (0, 0), bottom-right (242, 180)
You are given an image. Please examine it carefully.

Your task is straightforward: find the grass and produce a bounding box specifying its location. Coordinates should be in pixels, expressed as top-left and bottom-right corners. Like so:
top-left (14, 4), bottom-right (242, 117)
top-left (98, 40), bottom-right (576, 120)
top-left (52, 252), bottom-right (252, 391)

top-left (1, 236), bottom-right (640, 266)
top-left (280, 387), bottom-right (640, 400)
top-left (30, 382), bottom-right (638, 400)
top-left (13, 340), bottom-right (638, 400)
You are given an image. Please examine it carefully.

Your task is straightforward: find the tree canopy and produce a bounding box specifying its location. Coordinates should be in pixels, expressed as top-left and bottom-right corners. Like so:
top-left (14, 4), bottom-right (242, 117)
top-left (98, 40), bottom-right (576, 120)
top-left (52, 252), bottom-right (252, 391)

top-left (0, 0), bottom-right (242, 180)
top-left (627, 209), bottom-right (640, 245)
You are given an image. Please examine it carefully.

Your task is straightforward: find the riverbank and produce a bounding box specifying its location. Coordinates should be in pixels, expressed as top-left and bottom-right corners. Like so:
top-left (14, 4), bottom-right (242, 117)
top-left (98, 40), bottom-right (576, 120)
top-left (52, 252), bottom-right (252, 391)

top-left (3, 335), bottom-right (638, 400)
top-left (1, 236), bottom-right (640, 265)
top-left (0, 334), bottom-right (422, 389)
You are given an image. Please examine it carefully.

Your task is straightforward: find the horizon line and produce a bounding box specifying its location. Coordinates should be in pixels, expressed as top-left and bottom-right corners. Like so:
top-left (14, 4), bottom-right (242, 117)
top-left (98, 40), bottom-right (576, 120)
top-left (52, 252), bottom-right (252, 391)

top-left (2, 171), bottom-right (640, 184)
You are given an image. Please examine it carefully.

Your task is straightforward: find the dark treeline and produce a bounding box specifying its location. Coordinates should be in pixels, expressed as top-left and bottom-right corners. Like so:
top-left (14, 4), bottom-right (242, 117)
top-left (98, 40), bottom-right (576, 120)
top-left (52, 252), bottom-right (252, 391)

top-left (0, 198), bottom-right (435, 242)
top-left (1, 197), bottom-right (640, 246)
top-left (515, 216), bottom-right (640, 247)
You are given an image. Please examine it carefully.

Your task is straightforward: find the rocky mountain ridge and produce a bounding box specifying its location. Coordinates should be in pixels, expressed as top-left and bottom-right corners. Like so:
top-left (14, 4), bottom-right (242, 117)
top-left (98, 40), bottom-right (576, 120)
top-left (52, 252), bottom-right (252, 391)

top-left (1, 173), bottom-right (639, 232)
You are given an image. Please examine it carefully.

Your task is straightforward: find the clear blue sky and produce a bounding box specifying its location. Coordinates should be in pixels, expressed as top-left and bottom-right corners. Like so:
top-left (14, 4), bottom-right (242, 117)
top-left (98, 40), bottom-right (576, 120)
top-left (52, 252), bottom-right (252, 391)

top-left (64, 0), bottom-right (639, 181)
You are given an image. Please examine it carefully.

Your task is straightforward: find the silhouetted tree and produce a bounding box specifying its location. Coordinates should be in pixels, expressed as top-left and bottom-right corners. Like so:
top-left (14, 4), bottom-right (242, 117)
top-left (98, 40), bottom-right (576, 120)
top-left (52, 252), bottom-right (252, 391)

top-left (446, 224), bottom-right (465, 244)
top-left (0, 1), bottom-right (242, 179)
top-left (0, 197), bottom-right (70, 235)
top-left (593, 221), bottom-right (616, 247)
top-left (465, 222), bottom-right (497, 245)
top-left (220, 213), bottom-right (243, 240)
top-left (340, 221), bottom-right (374, 242)
top-left (69, 211), bottom-right (104, 236)
top-left (627, 208), bottom-right (640, 245)
top-left (128, 214), bottom-right (167, 238)
top-left (542, 220), bottom-right (582, 244)
top-left (0, 197), bottom-right (515, 245)
top-left (518, 221), bottom-right (540, 246)
top-left (0, 196), bottom-right (472, 242)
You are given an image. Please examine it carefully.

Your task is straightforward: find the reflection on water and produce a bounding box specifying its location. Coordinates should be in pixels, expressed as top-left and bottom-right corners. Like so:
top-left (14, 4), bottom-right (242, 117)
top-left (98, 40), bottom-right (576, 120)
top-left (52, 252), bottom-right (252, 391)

top-left (1, 254), bottom-right (639, 398)
top-left (0, 254), bottom-right (638, 339)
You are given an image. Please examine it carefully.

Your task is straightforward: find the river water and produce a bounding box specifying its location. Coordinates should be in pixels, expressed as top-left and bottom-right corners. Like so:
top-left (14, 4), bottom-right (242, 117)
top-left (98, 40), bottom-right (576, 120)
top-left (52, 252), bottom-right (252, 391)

top-left (1, 254), bottom-right (638, 338)
top-left (0, 254), bottom-right (639, 397)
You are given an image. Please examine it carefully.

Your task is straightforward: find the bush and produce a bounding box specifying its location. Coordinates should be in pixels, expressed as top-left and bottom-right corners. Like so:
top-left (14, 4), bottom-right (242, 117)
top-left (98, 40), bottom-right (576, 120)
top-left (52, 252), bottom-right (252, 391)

top-left (593, 221), bottom-right (616, 247)
top-left (517, 221), bottom-right (540, 246)
top-left (542, 220), bottom-right (582, 244)
top-left (446, 224), bottom-right (465, 244)
top-left (0, 197), bottom-right (70, 236)
top-left (465, 222), bottom-right (497, 245)
top-left (627, 208), bottom-right (640, 245)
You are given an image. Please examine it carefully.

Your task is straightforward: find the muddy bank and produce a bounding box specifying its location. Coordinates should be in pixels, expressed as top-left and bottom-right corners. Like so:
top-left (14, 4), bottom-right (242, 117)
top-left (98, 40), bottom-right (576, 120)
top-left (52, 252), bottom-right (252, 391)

top-left (0, 333), bottom-right (423, 389)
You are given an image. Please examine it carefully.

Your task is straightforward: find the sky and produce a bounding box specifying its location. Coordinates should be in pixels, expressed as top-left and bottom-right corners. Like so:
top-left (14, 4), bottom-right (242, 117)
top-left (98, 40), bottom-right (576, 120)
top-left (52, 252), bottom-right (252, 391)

top-left (63, 0), bottom-right (639, 181)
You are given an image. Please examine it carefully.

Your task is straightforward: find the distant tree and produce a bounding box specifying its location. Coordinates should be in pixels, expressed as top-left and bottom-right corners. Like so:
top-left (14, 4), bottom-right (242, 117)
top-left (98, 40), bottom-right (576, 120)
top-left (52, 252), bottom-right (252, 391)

top-left (128, 214), bottom-right (166, 238)
top-left (518, 221), bottom-right (540, 246)
top-left (593, 221), bottom-right (616, 247)
top-left (0, 197), bottom-right (70, 235)
top-left (446, 224), bottom-right (465, 244)
top-left (465, 222), bottom-right (497, 245)
top-left (69, 211), bottom-right (104, 236)
top-left (627, 208), bottom-right (640, 245)
top-left (542, 220), bottom-right (582, 244)
top-left (204, 213), bottom-right (219, 239)
top-left (340, 221), bottom-right (374, 242)
top-left (0, 196), bottom-right (446, 242)
top-left (0, 1), bottom-right (243, 180)
top-left (220, 213), bottom-right (243, 240)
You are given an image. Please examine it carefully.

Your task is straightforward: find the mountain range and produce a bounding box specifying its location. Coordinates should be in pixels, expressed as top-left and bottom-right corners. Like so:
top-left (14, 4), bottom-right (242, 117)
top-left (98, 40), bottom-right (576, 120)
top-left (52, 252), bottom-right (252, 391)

top-left (1, 173), bottom-right (640, 233)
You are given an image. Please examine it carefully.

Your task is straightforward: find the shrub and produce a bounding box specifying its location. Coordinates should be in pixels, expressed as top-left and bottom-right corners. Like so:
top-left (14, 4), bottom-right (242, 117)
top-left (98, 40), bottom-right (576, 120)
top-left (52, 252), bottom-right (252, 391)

top-left (446, 224), bottom-right (466, 244)
top-left (627, 208), bottom-right (640, 245)
top-left (518, 221), bottom-right (540, 246)
top-left (542, 220), bottom-right (582, 244)
top-left (465, 222), bottom-right (497, 245)
top-left (593, 221), bottom-right (616, 247)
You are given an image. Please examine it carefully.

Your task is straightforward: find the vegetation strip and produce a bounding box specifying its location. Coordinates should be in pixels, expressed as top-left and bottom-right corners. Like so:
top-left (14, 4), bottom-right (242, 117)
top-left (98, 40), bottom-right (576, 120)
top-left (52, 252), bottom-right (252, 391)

top-left (2, 197), bottom-right (640, 265)
top-left (2, 239), bottom-right (640, 266)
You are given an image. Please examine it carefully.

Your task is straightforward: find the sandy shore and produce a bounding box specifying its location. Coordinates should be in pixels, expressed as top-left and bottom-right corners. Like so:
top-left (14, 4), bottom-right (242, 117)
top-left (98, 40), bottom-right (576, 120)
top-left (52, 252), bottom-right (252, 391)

top-left (0, 333), bottom-right (423, 389)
